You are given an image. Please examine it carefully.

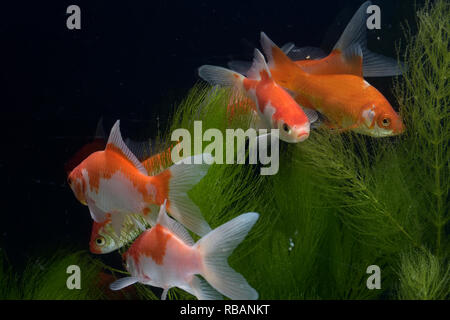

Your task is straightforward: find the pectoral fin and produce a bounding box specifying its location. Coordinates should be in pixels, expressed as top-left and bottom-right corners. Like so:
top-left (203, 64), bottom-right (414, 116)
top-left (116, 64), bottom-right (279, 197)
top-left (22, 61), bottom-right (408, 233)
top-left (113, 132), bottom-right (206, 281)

top-left (109, 276), bottom-right (139, 291)
top-left (87, 200), bottom-right (108, 223)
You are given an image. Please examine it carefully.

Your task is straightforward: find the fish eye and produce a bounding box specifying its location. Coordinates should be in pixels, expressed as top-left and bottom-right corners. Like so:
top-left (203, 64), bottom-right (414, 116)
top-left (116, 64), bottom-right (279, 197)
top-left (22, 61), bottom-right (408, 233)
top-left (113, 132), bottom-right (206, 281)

top-left (95, 237), bottom-right (106, 246)
top-left (382, 117), bottom-right (391, 127)
top-left (283, 123), bottom-right (291, 133)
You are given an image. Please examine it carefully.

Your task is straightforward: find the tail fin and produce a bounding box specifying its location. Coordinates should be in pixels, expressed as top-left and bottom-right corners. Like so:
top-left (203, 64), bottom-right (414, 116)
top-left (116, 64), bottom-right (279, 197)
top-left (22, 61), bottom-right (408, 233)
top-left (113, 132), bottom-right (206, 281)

top-left (165, 153), bottom-right (213, 237)
top-left (333, 1), bottom-right (404, 77)
top-left (260, 32), bottom-right (305, 87)
top-left (195, 212), bottom-right (259, 300)
top-left (198, 65), bottom-right (245, 89)
top-left (189, 276), bottom-right (223, 300)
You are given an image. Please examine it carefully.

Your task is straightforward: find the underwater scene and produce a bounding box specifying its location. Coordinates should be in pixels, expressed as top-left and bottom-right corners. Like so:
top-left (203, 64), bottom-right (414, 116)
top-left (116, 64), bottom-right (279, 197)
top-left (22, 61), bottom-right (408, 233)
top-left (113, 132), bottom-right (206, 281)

top-left (0, 0), bottom-right (448, 303)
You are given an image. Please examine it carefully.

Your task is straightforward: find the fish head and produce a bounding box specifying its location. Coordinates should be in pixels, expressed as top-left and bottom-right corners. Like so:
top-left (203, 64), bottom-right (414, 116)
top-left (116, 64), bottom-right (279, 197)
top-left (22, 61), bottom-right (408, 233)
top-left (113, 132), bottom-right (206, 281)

top-left (67, 166), bottom-right (87, 205)
top-left (278, 118), bottom-right (310, 143)
top-left (90, 219), bottom-right (119, 254)
top-left (90, 215), bottom-right (144, 254)
top-left (359, 100), bottom-right (405, 137)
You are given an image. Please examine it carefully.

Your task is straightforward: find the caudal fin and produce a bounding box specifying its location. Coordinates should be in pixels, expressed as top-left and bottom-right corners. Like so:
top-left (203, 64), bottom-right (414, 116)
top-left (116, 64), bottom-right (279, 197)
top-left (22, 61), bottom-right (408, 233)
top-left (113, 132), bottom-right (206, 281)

top-left (195, 212), bottom-right (259, 300)
top-left (198, 65), bottom-right (245, 89)
top-left (164, 153), bottom-right (213, 237)
top-left (333, 1), bottom-right (405, 77)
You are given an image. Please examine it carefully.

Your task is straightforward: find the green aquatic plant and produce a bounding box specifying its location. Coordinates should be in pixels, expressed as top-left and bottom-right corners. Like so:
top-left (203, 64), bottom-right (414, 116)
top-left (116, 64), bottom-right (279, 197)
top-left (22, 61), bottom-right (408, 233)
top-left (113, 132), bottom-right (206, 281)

top-left (0, 249), bottom-right (113, 300)
top-left (396, 249), bottom-right (449, 300)
top-left (112, 0), bottom-right (448, 299)
top-left (0, 250), bottom-right (21, 299)
top-left (394, 0), bottom-right (449, 258)
top-left (3, 0), bottom-right (447, 301)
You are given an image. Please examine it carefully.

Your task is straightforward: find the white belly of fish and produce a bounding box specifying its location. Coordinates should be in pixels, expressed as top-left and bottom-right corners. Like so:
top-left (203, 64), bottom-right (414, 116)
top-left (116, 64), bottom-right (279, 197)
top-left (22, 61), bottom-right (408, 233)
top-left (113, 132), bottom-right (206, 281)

top-left (87, 170), bottom-right (145, 214)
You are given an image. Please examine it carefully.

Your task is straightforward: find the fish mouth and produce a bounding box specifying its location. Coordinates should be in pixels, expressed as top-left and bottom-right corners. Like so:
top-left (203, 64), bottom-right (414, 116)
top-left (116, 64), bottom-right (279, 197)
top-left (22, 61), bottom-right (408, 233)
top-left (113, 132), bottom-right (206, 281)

top-left (297, 131), bottom-right (309, 142)
top-left (89, 244), bottom-right (102, 254)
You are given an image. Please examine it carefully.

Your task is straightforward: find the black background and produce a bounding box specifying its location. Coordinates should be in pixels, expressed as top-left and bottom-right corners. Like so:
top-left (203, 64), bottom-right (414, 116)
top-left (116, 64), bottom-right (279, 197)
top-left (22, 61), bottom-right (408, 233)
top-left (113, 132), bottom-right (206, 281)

top-left (0, 0), bottom-right (418, 269)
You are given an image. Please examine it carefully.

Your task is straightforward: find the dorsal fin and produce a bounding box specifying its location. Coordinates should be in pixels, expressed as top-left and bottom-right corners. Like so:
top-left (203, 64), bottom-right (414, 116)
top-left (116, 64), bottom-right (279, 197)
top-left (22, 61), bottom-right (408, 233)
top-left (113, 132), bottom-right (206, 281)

top-left (106, 120), bottom-right (148, 175)
top-left (247, 49), bottom-right (271, 80)
top-left (260, 32), bottom-right (305, 87)
top-left (156, 200), bottom-right (195, 246)
top-left (260, 32), bottom-right (295, 71)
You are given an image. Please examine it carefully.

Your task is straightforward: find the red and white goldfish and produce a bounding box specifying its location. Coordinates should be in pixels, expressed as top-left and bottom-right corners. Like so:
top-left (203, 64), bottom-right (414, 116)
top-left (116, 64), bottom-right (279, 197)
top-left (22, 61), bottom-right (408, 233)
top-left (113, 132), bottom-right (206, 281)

top-left (68, 120), bottom-right (212, 238)
top-left (90, 145), bottom-right (175, 255)
top-left (260, 32), bottom-right (404, 137)
top-left (109, 201), bottom-right (259, 300)
top-left (199, 49), bottom-right (317, 143)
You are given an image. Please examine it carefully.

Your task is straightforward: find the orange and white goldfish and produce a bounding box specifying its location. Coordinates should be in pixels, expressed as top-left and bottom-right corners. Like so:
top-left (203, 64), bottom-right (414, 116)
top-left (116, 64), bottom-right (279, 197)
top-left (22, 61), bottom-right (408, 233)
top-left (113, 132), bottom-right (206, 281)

top-left (109, 201), bottom-right (259, 300)
top-left (68, 120), bottom-right (212, 238)
top-left (199, 49), bottom-right (317, 143)
top-left (260, 32), bottom-right (404, 137)
top-left (90, 145), bottom-right (175, 255)
top-left (229, 1), bottom-right (403, 79)
top-left (89, 213), bottom-right (148, 254)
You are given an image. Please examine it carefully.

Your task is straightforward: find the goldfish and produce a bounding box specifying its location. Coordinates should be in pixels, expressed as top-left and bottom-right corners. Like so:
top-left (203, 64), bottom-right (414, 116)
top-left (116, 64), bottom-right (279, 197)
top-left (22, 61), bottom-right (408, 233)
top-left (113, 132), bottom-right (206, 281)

top-left (109, 201), bottom-right (259, 300)
top-left (89, 213), bottom-right (148, 254)
top-left (229, 1), bottom-right (404, 78)
top-left (68, 120), bottom-right (213, 238)
top-left (259, 32), bottom-right (404, 137)
top-left (198, 49), bottom-right (318, 143)
top-left (90, 145), bottom-right (175, 254)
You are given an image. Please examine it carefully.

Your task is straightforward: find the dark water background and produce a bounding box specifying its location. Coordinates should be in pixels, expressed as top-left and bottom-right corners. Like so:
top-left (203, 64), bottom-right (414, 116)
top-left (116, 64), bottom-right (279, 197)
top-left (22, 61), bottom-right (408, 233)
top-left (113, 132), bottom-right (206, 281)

top-left (0, 0), bottom-right (421, 270)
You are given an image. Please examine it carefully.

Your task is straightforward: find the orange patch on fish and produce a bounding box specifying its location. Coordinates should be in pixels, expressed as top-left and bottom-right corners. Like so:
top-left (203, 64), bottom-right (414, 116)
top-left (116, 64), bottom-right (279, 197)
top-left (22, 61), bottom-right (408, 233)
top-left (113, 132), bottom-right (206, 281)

top-left (105, 143), bottom-right (137, 168)
top-left (142, 207), bottom-right (151, 216)
top-left (125, 225), bottom-right (172, 265)
top-left (80, 149), bottom-right (164, 206)
top-left (149, 169), bottom-right (171, 206)
top-left (295, 50), bottom-right (363, 77)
